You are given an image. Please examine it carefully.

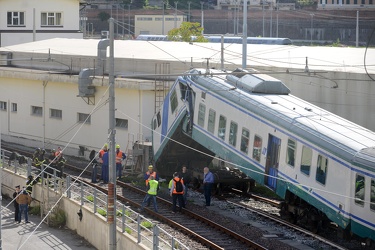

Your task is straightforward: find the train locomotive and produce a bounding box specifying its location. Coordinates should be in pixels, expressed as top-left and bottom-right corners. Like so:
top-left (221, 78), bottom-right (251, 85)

top-left (151, 67), bottom-right (375, 243)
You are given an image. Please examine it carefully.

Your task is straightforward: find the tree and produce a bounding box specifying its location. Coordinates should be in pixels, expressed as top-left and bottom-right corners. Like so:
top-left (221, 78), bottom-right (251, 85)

top-left (98, 11), bottom-right (110, 22)
top-left (168, 22), bottom-right (207, 43)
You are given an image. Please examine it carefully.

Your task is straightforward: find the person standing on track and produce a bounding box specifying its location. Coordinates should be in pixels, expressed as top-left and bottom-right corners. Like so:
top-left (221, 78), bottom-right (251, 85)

top-left (203, 167), bottom-right (214, 206)
top-left (98, 144), bottom-right (108, 181)
top-left (139, 176), bottom-right (159, 213)
top-left (170, 172), bottom-right (185, 213)
top-left (101, 149), bottom-right (109, 184)
top-left (180, 164), bottom-right (191, 206)
top-left (89, 150), bottom-right (98, 183)
top-left (115, 144), bottom-right (126, 179)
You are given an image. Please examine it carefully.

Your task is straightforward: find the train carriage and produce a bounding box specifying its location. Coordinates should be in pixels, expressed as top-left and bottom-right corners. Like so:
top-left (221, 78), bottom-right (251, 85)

top-left (152, 68), bottom-right (375, 242)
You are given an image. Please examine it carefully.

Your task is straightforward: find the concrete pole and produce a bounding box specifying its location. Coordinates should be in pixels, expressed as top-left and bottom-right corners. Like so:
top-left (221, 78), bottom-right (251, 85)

top-left (242, 0), bottom-right (247, 69)
top-left (270, 2), bottom-right (273, 37)
top-left (310, 13), bottom-right (314, 46)
top-left (174, 2), bottom-right (178, 29)
top-left (33, 8), bottom-right (36, 41)
top-left (128, 4), bottom-right (131, 36)
top-left (201, 2), bottom-right (204, 35)
top-left (221, 35), bottom-right (224, 70)
top-left (108, 18), bottom-right (117, 250)
top-left (162, 2), bottom-right (165, 35)
top-left (356, 10), bottom-right (359, 48)
top-left (188, 2), bottom-right (191, 22)
top-left (262, 4), bottom-right (264, 37)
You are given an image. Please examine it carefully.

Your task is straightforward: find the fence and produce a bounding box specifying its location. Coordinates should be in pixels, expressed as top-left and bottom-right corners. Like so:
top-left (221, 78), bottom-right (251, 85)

top-left (0, 148), bottom-right (189, 250)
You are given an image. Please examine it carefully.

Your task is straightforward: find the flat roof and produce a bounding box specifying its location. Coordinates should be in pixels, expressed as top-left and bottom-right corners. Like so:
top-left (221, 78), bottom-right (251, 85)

top-left (0, 38), bottom-right (374, 75)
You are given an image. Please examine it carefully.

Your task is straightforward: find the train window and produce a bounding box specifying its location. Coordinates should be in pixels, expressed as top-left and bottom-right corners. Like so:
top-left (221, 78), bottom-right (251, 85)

top-left (207, 109), bottom-right (216, 134)
top-left (371, 179), bottom-right (375, 211)
top-left (170, 89), bottom-right (178, 114)
top-left (300, 146), bottom-right (312, 176)
top-left (370, 179), bottom-right (375, 211)
top-left (252, 135), bottom-right (262, 162)
top-left (240, 128), bottom-right (250, 154)
top-left (153, 118), bottom-right (157, 130)
top-left (229, 121), bottom-right (238, 147)
top-left (355, 174), bottom-right (365, 206)
top-left (315, 155), bottom-right (328, 185)
top-left (286, 139), bottom-right (296, 167)
top-left (157, 112), bottom-right (161, 127)
top-left (218, 115), bottom-right (226, 140)
top-left (198, 103), bottom-right (206, 127)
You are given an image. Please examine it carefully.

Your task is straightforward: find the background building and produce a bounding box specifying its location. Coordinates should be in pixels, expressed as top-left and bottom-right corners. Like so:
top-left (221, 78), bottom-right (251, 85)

top-left (0, 0), bottom-right (83, 47)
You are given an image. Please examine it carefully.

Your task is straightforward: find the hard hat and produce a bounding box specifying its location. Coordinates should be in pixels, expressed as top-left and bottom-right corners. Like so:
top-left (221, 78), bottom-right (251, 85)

top-left (148, 165), bottom-right (153, 169)
top-left (51, 149), bottom-right (56, 153)
top-left (104, 143), bottom-right (108, 148)
top-left (116, 144), bottom-right (120, 149)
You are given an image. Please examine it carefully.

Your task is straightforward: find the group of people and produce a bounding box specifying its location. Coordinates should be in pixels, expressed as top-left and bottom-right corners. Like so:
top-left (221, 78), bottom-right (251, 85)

top-left (32, 147), bottom-right (66, 180)
top-left (90, 143), bottom-right (126, 183)
top-left (13, 176), bottom-right (37, 224)
top-left (139, 164), bottom-right (215, 214)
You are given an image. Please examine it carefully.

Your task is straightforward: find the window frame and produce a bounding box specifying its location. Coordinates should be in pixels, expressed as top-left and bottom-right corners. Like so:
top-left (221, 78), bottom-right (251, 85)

top-left (218, 115), bottom-right (227, 140)
top-left (31, 105), bottom-right (42, 116)
top-left (300, 145), bottom-right (312, 176)
top-left (197, 103), bottom-right (206, 127)
top-left (41, 12), bottom-right (62, 26)
top-left (170, 89), bottom-right (178, 114)
top-left (11, 103), bottom-right (17, 112)
top-left (7, 11), bottom-right (25, 26)
top-left (355, 174), bottom-right (365, 206)
top-left (77, 112), bottom-right (91, 124)
top-left (315, 154), bottom-right (328, 185)
top-left (240, 128), bottom-right (250, 154)
top-left (115, 118), bottom-right (128, 129)
top-left (50, 108), bottom-right (62, 119)
top-left (252, 134), bottom-right (262, 162)
top-left (229, 121), bottom-right (238, 147)
top-left (286, 138), bottom-right (296, 168)
top-left (0, 101), bottom-right (7, 111)
top-left (207, 109), bottom-right (216, 134)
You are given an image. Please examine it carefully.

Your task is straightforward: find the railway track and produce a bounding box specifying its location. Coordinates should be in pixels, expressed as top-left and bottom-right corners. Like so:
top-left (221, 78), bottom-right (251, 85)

top-left (3, 143), bottom-right (361, 249)
top-left (80, 178), bottom-right (267, 250)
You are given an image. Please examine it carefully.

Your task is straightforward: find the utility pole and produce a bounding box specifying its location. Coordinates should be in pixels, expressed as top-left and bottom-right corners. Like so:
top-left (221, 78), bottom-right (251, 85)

top-left (174, 2), bottom-right (178, 29)
top-left (242, 0), bottom-right (247, 69)
top-left (162, 1), bottom-right (165, 35)
top-left (310, 13), bottom-right (314, 46)
top-left (270, 1), bottom-right (273, 37)
top-left (356, 10), bottom-right (359, 48)
top-left (108, 18), bottom-right (117, 250)
top-left (188, 1), bottom-right (191, 22)
top-left (201, 2), bottom-right (204, 35)
top-left (128, 4), bottom-right (131, 36)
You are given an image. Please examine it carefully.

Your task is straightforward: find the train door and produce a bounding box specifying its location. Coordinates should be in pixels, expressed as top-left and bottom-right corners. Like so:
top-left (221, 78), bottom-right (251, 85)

top-left (265, 134), bottom-right (281, 190)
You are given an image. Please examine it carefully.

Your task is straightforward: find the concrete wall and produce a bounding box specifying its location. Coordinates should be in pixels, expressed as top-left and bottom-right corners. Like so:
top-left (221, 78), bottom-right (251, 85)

top-left (0, 70), bottom-right (157, 155)
top-left (1, 169), bottom-right (148, 250)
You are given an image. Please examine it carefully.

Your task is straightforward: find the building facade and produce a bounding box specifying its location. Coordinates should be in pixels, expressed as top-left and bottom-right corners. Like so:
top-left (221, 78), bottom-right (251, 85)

top-left (135, 14), bottom-right (187, 36)
top-left (0, 0), bottom-right (83, 47)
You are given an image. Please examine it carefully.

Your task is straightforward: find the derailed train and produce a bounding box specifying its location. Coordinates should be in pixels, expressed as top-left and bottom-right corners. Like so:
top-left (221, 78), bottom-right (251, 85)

top-left (151, 67), bottom-right (375, 242)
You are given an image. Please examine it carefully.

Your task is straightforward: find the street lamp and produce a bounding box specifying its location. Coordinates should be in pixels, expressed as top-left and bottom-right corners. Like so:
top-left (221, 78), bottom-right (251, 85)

top-left (310, 13), bottom-right (314, 46)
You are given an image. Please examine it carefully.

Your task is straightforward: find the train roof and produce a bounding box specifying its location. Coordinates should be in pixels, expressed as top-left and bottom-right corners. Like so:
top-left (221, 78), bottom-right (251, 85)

top-left (185, 68), bottom-right (375, 168)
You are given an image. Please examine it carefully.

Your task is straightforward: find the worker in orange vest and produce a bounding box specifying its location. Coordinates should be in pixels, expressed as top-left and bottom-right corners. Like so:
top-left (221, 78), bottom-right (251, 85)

top-left (115, 144), bottom-right (126, 179)
top-left (98, 143), bottom-right (108, 164)
top-left (144, 165), bottom-right (159, 206)
top-left (170, 172), bottom-right (185, 213)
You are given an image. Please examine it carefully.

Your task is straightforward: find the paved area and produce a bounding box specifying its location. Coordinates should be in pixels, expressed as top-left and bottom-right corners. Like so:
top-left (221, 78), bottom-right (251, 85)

top-left (1, 198), bottom-right (96, 250)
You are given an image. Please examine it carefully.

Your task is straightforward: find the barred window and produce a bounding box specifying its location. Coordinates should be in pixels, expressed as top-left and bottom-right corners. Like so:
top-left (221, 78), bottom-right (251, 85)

top-left (50, 108), bottom-right (62, 119)
top-left (77, 112), bottom-right (91, 124)
top-left (12, 103), bottom-right (17, 112)
top-left (0, 101), bottom-right (7, 111)
top-left (116, 118), bottom-right (128, 129)
top-left (31, 106), bottom-right (42, 116)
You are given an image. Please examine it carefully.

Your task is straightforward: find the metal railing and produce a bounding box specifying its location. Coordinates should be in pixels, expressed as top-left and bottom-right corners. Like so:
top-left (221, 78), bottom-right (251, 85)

top-left (1, 148), bottom-right (189, 250)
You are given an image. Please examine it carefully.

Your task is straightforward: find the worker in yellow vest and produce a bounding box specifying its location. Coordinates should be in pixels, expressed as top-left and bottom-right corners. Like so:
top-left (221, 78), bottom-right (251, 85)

top-left (139, 176), bottom-right (159, 212)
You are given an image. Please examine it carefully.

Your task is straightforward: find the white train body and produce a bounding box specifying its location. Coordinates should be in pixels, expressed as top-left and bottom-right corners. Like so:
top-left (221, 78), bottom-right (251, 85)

top-left (152, 68), bottom-right (375, 241)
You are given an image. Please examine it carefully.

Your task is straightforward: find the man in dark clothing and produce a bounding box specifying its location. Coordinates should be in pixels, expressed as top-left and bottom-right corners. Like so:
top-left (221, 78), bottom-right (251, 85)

top-left (180, 164), bottom-right (192, 206)
top-left (203, 167), bottom-right (214, 206)
top-left (101, 150), bottom-right (109, 183)
top-left (170, 172), bottom-right (185, 213)
top-left (13, 185), bottom-right (21, 222)
top-left (26, 175), bottom-right (38, 196)
top-left (89, 150), bottom-right (98, 183)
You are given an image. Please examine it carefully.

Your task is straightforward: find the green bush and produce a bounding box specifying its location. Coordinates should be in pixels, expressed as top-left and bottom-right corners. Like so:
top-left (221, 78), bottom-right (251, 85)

top-left (97, 208), bottom-right (107, 217)
top-left (49, 209), bottom-right (66, 228)
top-left (141, 220), bottom-right (153, 229)
top-left (125, 227), bottom-right (132, 234)
top-left (86, 195), bottom-right (94, 202)
top-left (29, 205), bottom-right (41, 215)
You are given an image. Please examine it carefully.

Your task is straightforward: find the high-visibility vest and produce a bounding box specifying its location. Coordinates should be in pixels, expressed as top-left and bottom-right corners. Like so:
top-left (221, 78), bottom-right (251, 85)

top-left (172, 177), bottom-right (184, 194)
top-left (145, 171), bottom-right (157, 186)
top-left (98, 149), bottom-right (106, 163)
top-left (148, 180), bottom-right (158, 195)
top-left (116, 150), bottom-right (123, 164)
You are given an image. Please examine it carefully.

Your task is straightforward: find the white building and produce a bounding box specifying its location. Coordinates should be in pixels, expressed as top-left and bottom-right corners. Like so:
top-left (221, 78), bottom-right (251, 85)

top-left (0, 0), bottom-right (83, 47)
top-left (135, 14), bottom-right (187, 36)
